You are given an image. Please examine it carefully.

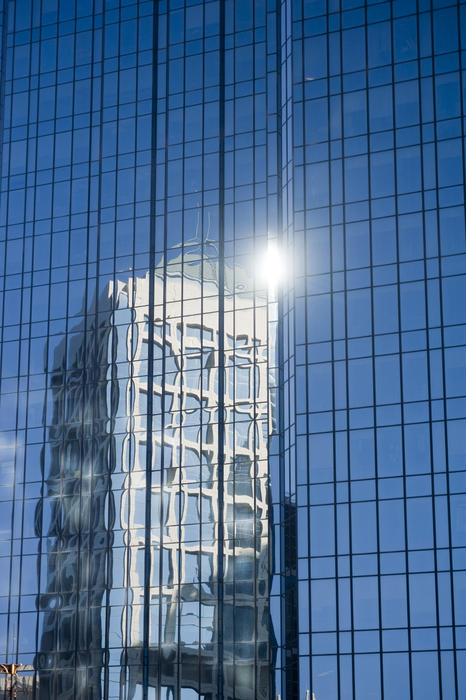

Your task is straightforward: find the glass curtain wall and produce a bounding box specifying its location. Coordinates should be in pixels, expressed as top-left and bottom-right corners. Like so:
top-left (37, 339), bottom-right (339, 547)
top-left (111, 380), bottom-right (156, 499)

top-left (0, 1), bottom-right (283, 699)
top-left (289, 1), bottom-right (466, 699)
top-left (1, 1), bottom-right (466, 700)
top-left (0, 0), bottom-right (156, 697)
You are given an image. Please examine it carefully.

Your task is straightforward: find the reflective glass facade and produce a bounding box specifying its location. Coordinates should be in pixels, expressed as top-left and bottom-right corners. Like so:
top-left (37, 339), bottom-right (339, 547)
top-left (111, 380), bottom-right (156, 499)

top-left (287, 2), bottom-right (466, 698)
top-left (0, 1), bottom-right (466, 699)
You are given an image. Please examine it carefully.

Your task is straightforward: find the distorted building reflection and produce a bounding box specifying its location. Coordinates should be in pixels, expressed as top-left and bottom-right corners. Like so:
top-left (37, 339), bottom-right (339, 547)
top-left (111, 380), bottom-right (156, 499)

top-left (36, 249), bottom-right (279, 699)
top-left (35, 289), bottom-right (116, 699)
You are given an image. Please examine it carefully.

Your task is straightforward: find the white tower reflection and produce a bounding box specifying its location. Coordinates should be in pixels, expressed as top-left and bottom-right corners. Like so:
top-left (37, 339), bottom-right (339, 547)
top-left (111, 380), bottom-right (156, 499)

top-left (37, 253), bottom-right (277, 700)
top-left (115, 256), bottom-right (274, 698)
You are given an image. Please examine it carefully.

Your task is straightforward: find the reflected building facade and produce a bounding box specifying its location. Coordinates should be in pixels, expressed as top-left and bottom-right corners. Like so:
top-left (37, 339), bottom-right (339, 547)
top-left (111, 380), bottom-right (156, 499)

top-left (1, 1), bottom-right (466, 700)
top-left (35, 253), bottom-right (277, 699)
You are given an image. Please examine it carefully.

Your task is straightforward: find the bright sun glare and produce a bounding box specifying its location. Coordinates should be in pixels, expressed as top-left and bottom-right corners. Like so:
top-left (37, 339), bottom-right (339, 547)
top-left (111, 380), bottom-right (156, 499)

top-left (256, 241), bottom-right (286, 294)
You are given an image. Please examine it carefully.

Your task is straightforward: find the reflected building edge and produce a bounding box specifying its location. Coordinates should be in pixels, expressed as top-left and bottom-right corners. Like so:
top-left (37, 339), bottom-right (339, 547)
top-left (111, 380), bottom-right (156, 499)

top-left (36, 250), bottom-right (283, 699)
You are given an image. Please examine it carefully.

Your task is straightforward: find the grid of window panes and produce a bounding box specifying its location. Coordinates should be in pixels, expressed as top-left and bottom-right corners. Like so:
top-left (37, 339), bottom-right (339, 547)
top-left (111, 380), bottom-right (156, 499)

top-left (0, 0), bottom-right (156, 697)
top-left (290, 1), bottom-right (466, 699)
top-left (2, 0), bottom-right (466, 699)
top-left (0, 1), bottom-right (283, 699)
top-left (152, 2), bottom-right (282, 698)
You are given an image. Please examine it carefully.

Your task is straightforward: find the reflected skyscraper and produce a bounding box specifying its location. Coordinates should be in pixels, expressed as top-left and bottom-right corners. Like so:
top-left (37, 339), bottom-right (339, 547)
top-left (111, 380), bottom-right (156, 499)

top-left (34, 286), bottom-right (116, 699)
top-left (1, 1), bottom-right (466, 700)
top-left (35, 251), bottom-right (278, 699)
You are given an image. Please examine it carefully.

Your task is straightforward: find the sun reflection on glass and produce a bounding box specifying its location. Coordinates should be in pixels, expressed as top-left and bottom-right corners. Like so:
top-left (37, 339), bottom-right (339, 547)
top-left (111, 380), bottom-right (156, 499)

top-left (256, 240), bottom-right (287, 294)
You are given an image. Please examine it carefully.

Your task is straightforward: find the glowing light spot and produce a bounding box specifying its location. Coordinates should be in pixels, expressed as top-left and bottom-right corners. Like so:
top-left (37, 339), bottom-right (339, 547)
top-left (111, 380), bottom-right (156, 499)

top-left (256, 241), bottom-right (287, 294)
